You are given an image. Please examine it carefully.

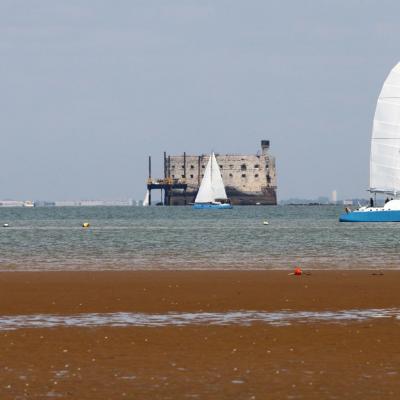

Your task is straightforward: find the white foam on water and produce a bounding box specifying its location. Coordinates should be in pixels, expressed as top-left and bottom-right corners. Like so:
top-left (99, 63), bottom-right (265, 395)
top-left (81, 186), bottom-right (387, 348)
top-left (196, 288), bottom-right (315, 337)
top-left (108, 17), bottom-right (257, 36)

top-left (0, 309), bottom-right (398, 330)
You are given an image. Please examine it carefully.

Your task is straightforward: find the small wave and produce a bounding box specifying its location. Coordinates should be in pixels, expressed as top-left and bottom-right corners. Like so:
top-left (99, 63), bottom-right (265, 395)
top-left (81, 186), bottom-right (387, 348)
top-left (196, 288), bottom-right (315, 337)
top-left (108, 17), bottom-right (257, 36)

top-left (0, 309), bottom-right (397, 330)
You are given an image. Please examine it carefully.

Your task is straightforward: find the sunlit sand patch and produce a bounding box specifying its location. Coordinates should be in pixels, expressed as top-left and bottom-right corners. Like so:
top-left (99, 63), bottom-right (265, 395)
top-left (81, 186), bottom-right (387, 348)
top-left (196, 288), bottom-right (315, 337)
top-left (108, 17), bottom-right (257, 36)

top-left (0, 308), bottom-right (398, 330)
top-left (46, 392), bottom-right (63, 398)
top-left (52, 370), bottom-right (69, 379)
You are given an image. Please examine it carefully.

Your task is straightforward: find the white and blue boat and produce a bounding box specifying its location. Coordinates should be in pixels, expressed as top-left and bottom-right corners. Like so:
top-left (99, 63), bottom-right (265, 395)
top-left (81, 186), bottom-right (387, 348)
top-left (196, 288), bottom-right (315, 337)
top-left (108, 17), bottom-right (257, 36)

top-left (193, 152), bottom-right (233, 209)
top-left (340, 62), bottom-right (400, 222)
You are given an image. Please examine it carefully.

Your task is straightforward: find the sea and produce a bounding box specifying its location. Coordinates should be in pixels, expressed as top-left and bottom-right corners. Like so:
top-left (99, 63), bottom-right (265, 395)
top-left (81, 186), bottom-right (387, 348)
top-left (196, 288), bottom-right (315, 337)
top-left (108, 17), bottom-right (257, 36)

top-left (0, 205), bottom-right (398, 271)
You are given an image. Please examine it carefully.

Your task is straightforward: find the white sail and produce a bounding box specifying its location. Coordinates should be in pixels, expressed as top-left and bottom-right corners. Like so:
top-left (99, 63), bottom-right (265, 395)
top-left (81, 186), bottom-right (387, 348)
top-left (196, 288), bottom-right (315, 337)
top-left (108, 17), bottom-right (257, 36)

top-left (195, 153), bottom-right (228, 203)
top-left (370, 62), bottom-right (400, 195)
top-left (195, 155), bottom-right (214, 203)
top-left (143, 190), bottom-right (150, 206)
top-left (211, 153), bottom-right (228, 200)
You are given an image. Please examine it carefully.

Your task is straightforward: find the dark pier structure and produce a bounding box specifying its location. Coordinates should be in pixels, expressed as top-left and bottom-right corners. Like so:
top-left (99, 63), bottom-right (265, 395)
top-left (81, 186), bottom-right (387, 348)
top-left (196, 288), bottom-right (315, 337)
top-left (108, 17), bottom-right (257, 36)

top-left (147, 153), bottom-right (189, 206)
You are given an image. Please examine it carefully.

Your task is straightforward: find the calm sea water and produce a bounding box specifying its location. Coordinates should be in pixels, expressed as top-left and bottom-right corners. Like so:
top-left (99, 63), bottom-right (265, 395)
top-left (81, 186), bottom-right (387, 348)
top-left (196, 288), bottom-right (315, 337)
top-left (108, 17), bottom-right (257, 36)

top-left (0, 205), bottom-right (398, 271)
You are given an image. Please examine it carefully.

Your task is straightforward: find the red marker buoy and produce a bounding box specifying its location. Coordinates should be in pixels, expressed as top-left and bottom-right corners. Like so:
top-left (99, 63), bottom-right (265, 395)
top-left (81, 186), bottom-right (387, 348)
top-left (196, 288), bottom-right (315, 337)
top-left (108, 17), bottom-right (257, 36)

top-left (294, 267), bottom-right (302, 276)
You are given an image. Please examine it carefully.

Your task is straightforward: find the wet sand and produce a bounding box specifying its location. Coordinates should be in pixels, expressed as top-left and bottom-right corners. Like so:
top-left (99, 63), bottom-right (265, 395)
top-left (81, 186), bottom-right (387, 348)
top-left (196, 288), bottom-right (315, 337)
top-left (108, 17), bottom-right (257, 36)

top-left (0, 270), bottom-right (400, 399)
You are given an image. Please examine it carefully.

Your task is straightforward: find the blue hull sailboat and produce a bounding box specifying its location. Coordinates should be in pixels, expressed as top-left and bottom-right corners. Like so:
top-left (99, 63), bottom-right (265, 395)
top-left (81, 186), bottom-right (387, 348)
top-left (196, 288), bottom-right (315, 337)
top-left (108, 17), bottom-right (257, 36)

top-left (193, 203), bottom-right (232, 209)
top-left (340, 62), bottom-right (400, 222)
top-left (340, 207), bottom-right (400, 222)
top-left (192, 152), bottom-right (233, 210)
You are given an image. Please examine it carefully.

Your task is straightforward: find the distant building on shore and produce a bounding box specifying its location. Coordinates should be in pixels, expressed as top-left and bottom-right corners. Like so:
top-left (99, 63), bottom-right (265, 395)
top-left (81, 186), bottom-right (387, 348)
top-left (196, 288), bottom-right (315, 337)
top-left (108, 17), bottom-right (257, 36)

top-left (0, 199), bottom-right (137, 207)
top-left (0, 200), bottom-right (25, 207)
top-left (54, 199), bottom-right (135, 207)
top-left (279, 197), bottom-right (370, 206)
top-left (0, 200), bottom-right (34, 207)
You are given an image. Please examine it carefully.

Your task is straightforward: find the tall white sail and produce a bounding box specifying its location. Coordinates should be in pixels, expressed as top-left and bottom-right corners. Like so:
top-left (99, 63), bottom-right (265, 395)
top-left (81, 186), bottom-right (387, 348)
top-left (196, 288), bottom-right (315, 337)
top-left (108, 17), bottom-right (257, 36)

top-left (143, 190), bottom-right (150, 206)
top-left (210, 153), bottom-right (228, 200)
top-left (195, 153), bottom-right (228, 203)
top-left (195, 155), bottom-right (214, 203)
top-left (370, 62), bottom-right (400, 195)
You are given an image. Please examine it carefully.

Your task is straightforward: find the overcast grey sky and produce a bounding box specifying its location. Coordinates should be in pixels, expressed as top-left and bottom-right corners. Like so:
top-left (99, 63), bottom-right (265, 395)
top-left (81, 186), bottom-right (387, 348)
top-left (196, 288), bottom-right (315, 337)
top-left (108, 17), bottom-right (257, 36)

top-left (0, 0), bottom-right (399, 201)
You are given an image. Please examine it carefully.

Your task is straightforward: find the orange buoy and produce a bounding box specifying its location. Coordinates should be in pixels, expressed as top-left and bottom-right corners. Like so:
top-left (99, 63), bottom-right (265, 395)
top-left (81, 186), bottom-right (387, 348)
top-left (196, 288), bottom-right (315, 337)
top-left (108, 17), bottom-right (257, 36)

top-left (294, 267), bottom-right (302, 276)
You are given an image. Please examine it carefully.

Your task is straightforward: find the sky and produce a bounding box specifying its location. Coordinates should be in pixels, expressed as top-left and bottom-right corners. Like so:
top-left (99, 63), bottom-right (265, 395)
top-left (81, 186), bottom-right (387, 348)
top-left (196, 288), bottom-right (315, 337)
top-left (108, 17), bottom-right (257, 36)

top-left (0, 0), bottom-right (399, 201)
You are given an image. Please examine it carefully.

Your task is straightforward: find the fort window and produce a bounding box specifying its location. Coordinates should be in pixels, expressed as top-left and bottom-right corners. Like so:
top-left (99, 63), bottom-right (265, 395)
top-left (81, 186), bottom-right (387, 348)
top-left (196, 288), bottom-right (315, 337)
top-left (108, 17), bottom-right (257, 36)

top-left (190, 165), bottom-right (194, 169)
top-left (172, 165), bottom-right (175, 169)
top-left (255, 174), bottom-right (259, 178)
top-left (172, 175), bottom-right (175, 178)
top-left (182, 175), bottom-right (185, 178)
top-left (229, 173), bottom-right (233, 177)
top-left (229, 164), bottom-right (234, 169)
top-left (267, 175), bottom-right (271, 183)
top-left (181, 165), bottom-right (184, 168)
top-left (202, 165), bottom-right (205, 169)
top-left (190, 174), bottom-right (194, 178)
top-left (242, 174), bottom-right (246, 178)
top-left (201, 174), bottom-right (204, 177)
top-left (241, 164), bottom-right (247, 171)
top-left (265, 164), bottom-right (269, 169)
top-left (219, 165), bottom-right (223, 169)
top-left (254, 164), bottom-right (259, 169)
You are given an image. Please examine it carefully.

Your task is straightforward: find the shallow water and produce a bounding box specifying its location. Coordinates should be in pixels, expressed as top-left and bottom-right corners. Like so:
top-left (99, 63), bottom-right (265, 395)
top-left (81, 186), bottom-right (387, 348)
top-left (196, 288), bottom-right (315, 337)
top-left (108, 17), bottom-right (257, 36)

top-left (0, 205), bottom-right (399, 270)
top-left (0, 309), bottom-right (397, 330)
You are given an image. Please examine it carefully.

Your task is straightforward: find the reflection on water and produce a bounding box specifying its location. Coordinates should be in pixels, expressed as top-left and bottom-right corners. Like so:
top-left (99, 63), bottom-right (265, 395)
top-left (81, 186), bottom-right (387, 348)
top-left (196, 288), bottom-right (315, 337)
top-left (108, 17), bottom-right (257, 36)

top-left (0, 309), bottom-right (398, 330)
top-left (0, 205), bottom-right (399, 270)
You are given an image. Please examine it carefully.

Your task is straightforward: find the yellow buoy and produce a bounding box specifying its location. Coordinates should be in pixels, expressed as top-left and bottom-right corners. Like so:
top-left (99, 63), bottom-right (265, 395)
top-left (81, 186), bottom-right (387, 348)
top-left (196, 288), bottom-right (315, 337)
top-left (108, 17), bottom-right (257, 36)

top-left (82, 222), bottom-right (90, 228)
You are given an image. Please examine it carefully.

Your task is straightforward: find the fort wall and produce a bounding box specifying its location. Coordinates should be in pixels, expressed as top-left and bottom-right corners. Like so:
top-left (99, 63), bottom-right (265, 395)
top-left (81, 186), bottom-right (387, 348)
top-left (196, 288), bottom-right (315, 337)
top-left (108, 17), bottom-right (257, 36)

top-left (166, 141), bottom-right (277, 205)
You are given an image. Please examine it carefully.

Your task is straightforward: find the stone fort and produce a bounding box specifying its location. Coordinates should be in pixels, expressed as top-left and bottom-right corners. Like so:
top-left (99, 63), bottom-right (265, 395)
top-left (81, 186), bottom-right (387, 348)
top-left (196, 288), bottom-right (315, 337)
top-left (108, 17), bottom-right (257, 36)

top-left (162, 140), bottom-right (277, 205)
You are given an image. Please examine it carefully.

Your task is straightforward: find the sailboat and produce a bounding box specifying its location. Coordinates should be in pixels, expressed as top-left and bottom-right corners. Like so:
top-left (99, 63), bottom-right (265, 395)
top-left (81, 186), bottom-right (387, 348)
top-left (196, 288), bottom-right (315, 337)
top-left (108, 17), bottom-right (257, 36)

top-left (193, 152), bottom-right (233, 209)
top-left (340, 62), bottom-right (400, 222)
top-left (143, 190), bottom-right (150, 207)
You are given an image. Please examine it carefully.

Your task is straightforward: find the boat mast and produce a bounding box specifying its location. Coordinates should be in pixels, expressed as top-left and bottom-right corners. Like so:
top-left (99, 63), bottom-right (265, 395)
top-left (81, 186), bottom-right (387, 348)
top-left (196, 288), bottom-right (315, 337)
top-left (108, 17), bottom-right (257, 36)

top-left (210, 153), bottom-right (213, 202)
top-left (209, 153), bottom-right (213, 181)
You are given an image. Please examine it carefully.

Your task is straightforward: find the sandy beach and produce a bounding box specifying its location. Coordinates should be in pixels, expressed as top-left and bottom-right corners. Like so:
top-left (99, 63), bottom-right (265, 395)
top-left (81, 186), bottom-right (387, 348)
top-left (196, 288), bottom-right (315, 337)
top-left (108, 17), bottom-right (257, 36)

top-left (0, 270), bottom-right (400, 399)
